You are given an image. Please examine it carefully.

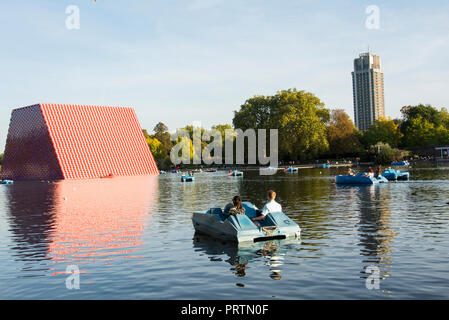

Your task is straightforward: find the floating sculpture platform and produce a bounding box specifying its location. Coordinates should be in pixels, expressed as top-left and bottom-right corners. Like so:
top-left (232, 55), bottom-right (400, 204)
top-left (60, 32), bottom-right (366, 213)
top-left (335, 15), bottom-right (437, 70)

top-left (0, 104), bottom-right (159, 180)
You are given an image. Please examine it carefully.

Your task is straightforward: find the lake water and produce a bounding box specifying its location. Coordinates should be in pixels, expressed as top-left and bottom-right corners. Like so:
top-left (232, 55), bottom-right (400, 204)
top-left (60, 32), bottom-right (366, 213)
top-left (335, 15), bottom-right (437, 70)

top-left (1, 164), bottom-right (449, 299)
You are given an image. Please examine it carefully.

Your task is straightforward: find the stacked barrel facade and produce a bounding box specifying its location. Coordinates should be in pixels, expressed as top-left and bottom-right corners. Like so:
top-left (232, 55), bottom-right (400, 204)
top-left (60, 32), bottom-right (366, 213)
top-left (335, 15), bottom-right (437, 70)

top-left (0, 104), bottom-right (159, 180)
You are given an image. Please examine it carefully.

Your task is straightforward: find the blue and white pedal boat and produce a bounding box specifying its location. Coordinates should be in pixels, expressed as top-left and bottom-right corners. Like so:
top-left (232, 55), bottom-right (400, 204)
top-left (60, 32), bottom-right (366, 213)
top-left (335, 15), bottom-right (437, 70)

top-left (181, 174), bottom-right (195, 182)
top-left (228, 170), bottom-right (244, 177)
top-left (336, 173), bottom-right (379, 185)
top-left (192, 202), bottom-right (301, 243)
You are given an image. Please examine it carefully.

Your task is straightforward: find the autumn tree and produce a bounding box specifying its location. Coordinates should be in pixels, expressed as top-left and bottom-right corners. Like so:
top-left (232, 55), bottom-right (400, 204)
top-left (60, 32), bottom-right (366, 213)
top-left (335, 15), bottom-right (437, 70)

top-left (327, 109), bottom-right (362, 156)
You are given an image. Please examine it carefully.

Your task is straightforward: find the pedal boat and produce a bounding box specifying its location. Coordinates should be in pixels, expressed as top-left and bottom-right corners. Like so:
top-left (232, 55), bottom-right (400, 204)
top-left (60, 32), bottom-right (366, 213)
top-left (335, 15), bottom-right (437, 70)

top-left (382, 169), bottom-right (410, 181)
top-left (336, 173), bottom-right (379, 185)
top-left (391, 161), bottom-right (410, 166)
top-left (181, 174), bottom-right (195, 182)
top-left (192, 202), bottom-right (301, 243)
top-left (228, 170), bottom-right (243, 177)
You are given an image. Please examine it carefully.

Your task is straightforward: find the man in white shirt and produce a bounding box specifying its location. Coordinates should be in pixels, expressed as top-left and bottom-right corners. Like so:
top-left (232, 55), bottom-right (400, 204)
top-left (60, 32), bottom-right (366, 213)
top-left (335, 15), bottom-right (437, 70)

top-left (252, 190), bottom-right (282, 224)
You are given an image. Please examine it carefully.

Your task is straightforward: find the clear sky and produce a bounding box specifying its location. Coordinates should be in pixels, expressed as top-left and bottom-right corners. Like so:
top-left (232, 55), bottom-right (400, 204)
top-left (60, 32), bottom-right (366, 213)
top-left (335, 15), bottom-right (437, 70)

top-left (1, 0), bottom-right (448, 151)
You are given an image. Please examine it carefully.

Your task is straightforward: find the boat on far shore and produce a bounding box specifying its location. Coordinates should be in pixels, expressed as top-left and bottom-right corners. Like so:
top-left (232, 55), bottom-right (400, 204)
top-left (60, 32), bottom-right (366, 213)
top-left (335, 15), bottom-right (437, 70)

top-left (315, 163), bottom-right (331, 169)
top-left (284, 167), bottom-right (299, 173)
top-left (228, 170), bottom-right (244, 177)
top-left (392, 160), bottom-right (410, 166)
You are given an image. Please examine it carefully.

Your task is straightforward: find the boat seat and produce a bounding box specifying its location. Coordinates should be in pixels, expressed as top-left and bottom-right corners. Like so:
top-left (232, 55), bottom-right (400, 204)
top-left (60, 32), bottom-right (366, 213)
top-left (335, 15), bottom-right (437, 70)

top-left (209, 207), bottom-right (228, 221)
top-left (242, 202), bottom-right (257, 219)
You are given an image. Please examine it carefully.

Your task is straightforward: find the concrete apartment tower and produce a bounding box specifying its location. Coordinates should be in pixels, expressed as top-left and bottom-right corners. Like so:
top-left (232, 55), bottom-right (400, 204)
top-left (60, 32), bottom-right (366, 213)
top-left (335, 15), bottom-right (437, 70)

top-left (352, 52), bottom-right (385, 131)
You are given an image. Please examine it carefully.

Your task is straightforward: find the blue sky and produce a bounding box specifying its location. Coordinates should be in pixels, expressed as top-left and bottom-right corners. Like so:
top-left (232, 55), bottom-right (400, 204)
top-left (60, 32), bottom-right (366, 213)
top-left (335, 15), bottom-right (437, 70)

top-left (1, 0), bottom-right (448, 151)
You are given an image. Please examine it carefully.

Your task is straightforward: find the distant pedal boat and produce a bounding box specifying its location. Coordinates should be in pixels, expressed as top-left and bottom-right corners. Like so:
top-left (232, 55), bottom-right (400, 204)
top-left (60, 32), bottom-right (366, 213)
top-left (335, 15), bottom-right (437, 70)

top-left (382, 169), bottom-right (410, 181)
top-left (336, 173), bottom-right (379, 185)
top-left (284, 167), bottom-right (299, 173)
top-left (229, 170), bottom-right (243, 177)
top-left (192, 202), bottom-right (301, 244)
top-left (391, 161), bottom-right (410, 166)
top-left (0, 180), bottom-right (14, 185)
top-left (181, 174), bottom-right (195, 182)
top-left (262, 166), bottom-right (277, 171)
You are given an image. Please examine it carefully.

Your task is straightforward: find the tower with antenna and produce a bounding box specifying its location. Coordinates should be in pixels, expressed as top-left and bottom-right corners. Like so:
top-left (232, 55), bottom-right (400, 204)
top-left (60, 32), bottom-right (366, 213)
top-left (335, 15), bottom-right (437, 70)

top-left (351, 51), bottom-right (385, 131)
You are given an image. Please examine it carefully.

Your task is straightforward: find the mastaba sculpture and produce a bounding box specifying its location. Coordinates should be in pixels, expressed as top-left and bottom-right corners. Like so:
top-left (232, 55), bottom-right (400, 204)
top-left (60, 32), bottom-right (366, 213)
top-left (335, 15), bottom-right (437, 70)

top-left (0, 104), bottom-right (159, 180)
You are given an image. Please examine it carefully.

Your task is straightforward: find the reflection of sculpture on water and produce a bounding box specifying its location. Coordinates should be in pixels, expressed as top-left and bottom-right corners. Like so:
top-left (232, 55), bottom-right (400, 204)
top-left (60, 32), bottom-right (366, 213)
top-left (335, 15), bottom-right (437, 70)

top-left (4, 181), bottom-right (58, 275)
top-left (193, 233), bottom-right (297, 281)
top-left (5, 176), bottom-right (158, 276)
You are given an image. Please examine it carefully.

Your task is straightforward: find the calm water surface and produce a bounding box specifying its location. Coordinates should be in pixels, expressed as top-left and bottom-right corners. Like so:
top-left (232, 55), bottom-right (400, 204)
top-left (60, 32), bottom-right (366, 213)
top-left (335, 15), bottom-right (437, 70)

top-left (1, 164), bottom-right (449, 299)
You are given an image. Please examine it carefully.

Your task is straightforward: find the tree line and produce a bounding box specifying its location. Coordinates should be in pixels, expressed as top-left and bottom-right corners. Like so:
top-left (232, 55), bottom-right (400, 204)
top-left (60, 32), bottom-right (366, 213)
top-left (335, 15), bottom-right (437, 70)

top-left (143, 88), bottom-right (449, 168)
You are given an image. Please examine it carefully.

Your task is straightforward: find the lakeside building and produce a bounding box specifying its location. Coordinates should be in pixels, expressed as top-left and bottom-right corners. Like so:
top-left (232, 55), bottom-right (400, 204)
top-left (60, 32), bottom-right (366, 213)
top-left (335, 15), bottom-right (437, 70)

top-left (435, 146), bottom-right (449, 160)
top-left (352, 52), bottom-right (386, 131)
top-left (0, 104), bottom-right (159, 180)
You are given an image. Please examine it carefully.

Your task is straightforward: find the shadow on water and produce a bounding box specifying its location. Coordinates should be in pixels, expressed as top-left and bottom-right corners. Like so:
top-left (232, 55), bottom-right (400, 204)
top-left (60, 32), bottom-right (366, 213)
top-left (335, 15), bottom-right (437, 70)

top-left (193, 233), bottom-right (299, 282)
top-left (4, 176), bottom-right (159, 277)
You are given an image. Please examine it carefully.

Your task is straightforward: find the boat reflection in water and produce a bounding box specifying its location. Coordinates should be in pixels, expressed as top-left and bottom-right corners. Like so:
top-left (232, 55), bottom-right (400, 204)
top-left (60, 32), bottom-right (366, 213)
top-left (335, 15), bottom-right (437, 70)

top-left (193, 233), bottom-right (298, 281)
top-left (6, 176), bottom-right (158, 276)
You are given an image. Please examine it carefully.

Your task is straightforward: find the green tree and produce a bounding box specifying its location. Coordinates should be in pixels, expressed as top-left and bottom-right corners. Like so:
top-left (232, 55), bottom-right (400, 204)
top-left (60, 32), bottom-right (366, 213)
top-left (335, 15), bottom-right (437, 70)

top-left (233, 88), bottom-right (330, 161)
top-left (327, 109), bottom-right (362, 156)
top-left (143, 129), bottom-right (170, 168)
top-left (154, 122), bottom-right (168, 136)
top-left (401, 104), bottom-right (444, 128)
top-left (362, 118), bottom-right (403, 148)
top-left (146, 136), bottom-right (167, 164)
top-left (435, 125), bottom-right (449, 145)
top-left (403, 116), bottom-right (437, 147)
top-left (153, 122), bottom-right (173, 152)
top-left (368, 143), bottom-right (409, 165)
top-left (400, 104), bottom-right (449, 147)
top-left (171, 136), bottom-right (195, 163)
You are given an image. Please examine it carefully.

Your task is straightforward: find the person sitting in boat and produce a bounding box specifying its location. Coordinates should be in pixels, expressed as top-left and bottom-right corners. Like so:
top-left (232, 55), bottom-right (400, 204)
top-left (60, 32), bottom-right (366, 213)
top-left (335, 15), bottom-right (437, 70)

top-left (251, 190), bottom-right (282, 225)
top-left (363, 167), bottom-right (374, 177)
top-left (227, 196), bottom-right (246, 216)
top-left (375, 165), bottom-right (382, 178)
top-left (347, 168), bottom-right (355, 176)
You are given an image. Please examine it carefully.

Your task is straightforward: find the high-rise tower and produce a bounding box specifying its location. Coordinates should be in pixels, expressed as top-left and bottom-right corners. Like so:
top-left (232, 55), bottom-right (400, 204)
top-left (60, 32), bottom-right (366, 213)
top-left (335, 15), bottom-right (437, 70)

top-left (352, 52), bottom-right (385, 131)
